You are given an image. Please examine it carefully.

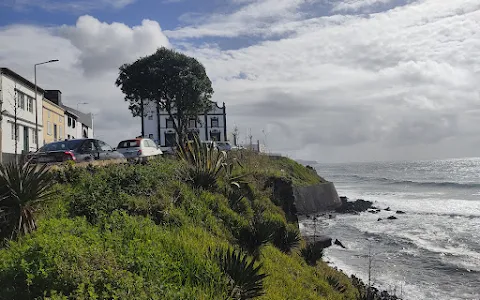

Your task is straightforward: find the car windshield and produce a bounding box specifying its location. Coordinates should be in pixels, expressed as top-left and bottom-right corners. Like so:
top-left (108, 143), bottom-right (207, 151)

top-left (39, 140), bottom-right (84, 152)
top-left (118, 140), bottom-right (140, 148)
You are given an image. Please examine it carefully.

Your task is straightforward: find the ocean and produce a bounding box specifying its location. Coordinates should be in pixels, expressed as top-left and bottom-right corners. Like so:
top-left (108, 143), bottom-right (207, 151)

top-left (301, 157), bottom-right (480, 300)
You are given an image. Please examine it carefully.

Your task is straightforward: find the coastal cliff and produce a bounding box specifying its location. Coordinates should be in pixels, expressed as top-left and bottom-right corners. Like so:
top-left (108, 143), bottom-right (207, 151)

top-left (0, 152), bottom-right (361, 299)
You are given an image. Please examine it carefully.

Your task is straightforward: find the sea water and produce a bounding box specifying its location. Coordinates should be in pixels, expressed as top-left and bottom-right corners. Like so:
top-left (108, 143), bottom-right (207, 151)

top-left (302, 157), bottom-right (480, 300)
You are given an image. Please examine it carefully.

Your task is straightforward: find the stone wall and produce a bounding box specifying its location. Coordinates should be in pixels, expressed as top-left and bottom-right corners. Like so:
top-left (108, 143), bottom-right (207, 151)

top-left (293, 182), bottom-right (342, 215)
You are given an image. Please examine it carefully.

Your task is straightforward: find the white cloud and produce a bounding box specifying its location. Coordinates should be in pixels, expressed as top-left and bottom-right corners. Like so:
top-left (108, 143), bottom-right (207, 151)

top-left (58, 15), bottom-right (169, 75)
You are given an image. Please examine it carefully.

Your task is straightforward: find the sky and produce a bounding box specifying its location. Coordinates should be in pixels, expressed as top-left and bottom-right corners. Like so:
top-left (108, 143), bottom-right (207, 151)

top-left (0, 0), bottom-right (479, 163)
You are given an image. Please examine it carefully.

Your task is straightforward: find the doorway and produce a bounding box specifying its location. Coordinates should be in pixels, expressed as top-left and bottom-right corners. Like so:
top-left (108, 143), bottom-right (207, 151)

top-left (54, 124), bottom-right (58, 141)
top-left (23, 126), bottom-right (29, 152)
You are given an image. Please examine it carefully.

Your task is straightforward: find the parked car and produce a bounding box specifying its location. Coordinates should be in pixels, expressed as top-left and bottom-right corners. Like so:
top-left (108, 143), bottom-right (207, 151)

top-left (26, 139), bottom-right (124, 164)
top-left (216, 141), bottom-right (232, 151)
top-left (116, 138), bottom-right (163, 162)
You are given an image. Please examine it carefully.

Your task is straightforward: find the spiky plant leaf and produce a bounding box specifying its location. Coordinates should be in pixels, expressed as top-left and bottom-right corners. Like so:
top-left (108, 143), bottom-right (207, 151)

top-left (273, 225), bottom-right (301, 253)
top-left (177, 136), bottom-right (227, 190)
top-left (212, 247), bottom-right (267, 299)
top-left (0, 161), bottom-right (55, 239)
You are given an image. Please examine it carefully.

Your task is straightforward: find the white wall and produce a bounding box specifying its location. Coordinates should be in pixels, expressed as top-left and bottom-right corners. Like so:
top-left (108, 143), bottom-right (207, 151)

top-left (1, 73), bottom-right (43, 154)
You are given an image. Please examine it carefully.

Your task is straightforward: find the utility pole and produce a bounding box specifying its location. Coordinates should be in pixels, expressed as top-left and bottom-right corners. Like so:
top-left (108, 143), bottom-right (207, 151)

top-left (248, 128), bottom-right (253, 150)
top-left (13, 84), bottom-right (18, 161)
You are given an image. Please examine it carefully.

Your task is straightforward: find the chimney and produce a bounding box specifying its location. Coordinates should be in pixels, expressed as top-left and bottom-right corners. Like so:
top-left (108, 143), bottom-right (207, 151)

top-left (44, 90), bottom-right (62, 106)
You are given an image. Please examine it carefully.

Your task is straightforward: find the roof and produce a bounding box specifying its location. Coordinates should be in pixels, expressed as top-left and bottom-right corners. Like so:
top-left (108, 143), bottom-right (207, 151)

top-left (43, 98), bottom-right (64, 111)
top-left (0, 67), bottom-right (45, 93)
top-left (61, 104), bottom-right (93, 128)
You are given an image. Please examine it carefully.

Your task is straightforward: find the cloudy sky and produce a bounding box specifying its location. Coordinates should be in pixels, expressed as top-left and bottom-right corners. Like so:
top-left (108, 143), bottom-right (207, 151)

top-left (0, 0), bottom-right (479, 163)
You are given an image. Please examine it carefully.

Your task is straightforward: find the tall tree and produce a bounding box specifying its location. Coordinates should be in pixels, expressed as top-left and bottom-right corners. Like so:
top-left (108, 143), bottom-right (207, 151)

top-left (115, 47), bottom-right (214, 147)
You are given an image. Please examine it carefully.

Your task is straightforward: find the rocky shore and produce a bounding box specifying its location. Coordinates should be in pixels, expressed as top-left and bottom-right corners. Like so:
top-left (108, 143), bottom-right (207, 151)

top-left (300, 195), bottom-right (406, 300)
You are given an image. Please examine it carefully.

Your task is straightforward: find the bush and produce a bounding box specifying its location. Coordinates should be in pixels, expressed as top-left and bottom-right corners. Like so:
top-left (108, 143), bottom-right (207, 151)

top-left (273, 224), bottom-right (301, 254)
top-left (300, 242), bottom-right (325, 266)
top-left (0, 213), bottom-right (228, 299)
top-left (212, 247), bottom-right (267, 299)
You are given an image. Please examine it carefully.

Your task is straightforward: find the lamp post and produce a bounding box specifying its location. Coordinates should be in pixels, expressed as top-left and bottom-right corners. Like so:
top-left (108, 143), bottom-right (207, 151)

top-left (35, 59), bottom-right (58, 150)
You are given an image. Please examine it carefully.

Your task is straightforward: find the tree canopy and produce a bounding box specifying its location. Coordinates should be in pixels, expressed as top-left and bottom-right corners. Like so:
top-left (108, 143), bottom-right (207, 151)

top-left (115, 47), bottom-right (214, 144)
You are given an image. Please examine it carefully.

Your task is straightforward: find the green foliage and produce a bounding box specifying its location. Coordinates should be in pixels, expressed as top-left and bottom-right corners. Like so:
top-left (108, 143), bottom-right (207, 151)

top-left (178, 136), bottom-right (227, 190)
top-left (273, 224), bottom-right (301, 254)
top-left (0, 213), bottom-right (227, 299)
top-left (301, 242), bottom-right (325, 266)
top-left (0, 162), bottom-right (55, 240)
top-left (327, 276), bottom-right (348, 294)
top-left (212, 247), bottom-right (267, 299)
top-left (0, 153), bottom-right (359, 299)
top-left (116, 47), bottom-right (214, 144)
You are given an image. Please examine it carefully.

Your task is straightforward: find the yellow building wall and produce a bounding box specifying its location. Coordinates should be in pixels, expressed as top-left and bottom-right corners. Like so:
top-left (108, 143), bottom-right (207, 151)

top-left (42, 99), bottom-right (65, 144)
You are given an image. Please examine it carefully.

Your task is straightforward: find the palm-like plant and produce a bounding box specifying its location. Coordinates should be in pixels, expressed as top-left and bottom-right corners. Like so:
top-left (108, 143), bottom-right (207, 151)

top-left (0, 162), bottom-right (54, 240)
top-left (213, 247), bottom-right (268, 299)
top-left (177, 136), bottom-right (227, 190)
top-left (273, 225), bottom-right (301, 253)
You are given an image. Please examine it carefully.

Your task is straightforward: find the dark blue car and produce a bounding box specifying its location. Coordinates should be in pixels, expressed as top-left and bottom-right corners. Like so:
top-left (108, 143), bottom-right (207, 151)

top-left (27, 139), bottom-right (125, 164)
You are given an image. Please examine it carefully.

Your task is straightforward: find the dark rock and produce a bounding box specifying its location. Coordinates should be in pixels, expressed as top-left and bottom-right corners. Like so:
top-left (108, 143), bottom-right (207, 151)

top-left (335, 199), bottom-right (373, 214)
top-left (306, 215), bottom-right (310, 219)
top-left (396, 210), bottom-right (406, 214)
top-left (377, 218), bottom-right (383, 221)
top-left (305, 235), bottom-right (332, 249)
top-left (371, 206), bottom-right (378, 210)
top-left (328, 214), bottom-right (334, 219)
top-left (385, 207), bottom-right (391, 211)
top-left (368, 209), bottom-right (379, 214)
top-left (387, 216), bottom-right (397, 220)
top-left (334, 239), bottom-right (346, 249)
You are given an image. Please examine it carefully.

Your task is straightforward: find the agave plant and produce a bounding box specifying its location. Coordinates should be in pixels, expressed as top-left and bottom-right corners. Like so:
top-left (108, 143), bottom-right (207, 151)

top-left (273, 225), bottom-right (301, 254)
top-left (212, 247), bottom-right (268, 299)
top-left (0, 161), bottom-right (55, 240)
top-left (177, 136), bottom-right (227, 190)
top-left (300, 241), bottom-right (325, 266)
top-left (327, 275), bottom-right (347, 294)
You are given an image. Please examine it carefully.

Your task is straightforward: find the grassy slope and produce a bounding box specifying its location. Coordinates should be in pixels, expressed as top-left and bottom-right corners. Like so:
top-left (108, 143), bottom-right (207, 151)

top-left (0, 152), bottom-right (355, 300)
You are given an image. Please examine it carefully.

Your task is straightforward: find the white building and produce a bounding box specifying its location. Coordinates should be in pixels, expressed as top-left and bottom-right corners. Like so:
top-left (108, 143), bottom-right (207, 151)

top-left (0, 68), bottom-right (43, 163)
top-left (44, 90), bottom-right (94, 140)
top-left (143, 102), bottom-right (227, 150)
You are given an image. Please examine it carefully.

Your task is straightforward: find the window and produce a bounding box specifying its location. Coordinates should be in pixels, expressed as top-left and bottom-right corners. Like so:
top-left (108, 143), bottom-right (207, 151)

top-left (210, 131), bottom-right (221, 141)
top-left (211, 117), bottom-right (219, 128)
top-left (148, 115), bottom-right (153, 120)
top-left (27, 97), bottom-right (33, 112)
top-left (165, 132), bottom-right (176, 147)
top-left (59, 116), bottom-right (63, 124)
top-left (48, 110), bottom-right (51, 118)
top-left (97, 140), bottom-right (113, 152)
top-left (11, 123), bottom-right (19, 140)
top-left (148, 134), bottom-right (154, 139)
top-left (17, 92), bottom-right (25, 110)
top-left (72, 119), bottom-right (76, 129)
top-left (118, 140), bottom-right (140, 148)
top-left (79, 140), bottom-right (97, 153)
top-left (67, 134), bottom-right (71, 139)
top-left (68, 117), bottom-right (72, 127)
top-left (189, 118), bottom-right (197, 128)
top-left (47, 122), bottom-right (52, 135)
top-left (83, 129), bottom-right (88, 138)
top-left (166, 118), bottom-right (174, 128)
top-left (31, 128), bottom-right (36, 144)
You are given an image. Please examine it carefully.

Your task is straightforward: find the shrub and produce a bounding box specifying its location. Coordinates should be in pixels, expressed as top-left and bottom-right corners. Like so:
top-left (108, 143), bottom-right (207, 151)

top-left (0, 162), bottom-right (55, 240)
top-left (273, 224), bottom-right (301, 254)
top-left (212, 247), bottom-right (267, 299)
top-left (300, 242), bottom-right (325, 266)
top-left (178, 136), bottom-right (227, 191)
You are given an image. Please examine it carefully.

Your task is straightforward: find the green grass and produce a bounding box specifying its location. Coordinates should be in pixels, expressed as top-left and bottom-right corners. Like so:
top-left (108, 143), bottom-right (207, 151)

top-left (0, 153), bottom-right (357, 300)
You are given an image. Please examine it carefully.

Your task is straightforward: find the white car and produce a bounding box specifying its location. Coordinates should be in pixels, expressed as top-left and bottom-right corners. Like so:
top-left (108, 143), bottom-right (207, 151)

top-left (216, 141), bottom-right (232, 151)
top-left (116, 138), bottom-right (162, 162)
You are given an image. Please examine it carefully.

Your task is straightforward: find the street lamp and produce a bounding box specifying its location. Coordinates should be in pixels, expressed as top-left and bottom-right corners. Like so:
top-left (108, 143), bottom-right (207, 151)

top-left (35, 59), bottom-right (59, 150)
top-left (77, 102), bottom-right (88, 111)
